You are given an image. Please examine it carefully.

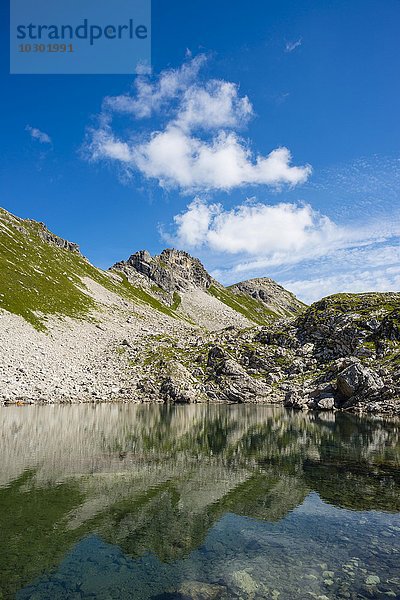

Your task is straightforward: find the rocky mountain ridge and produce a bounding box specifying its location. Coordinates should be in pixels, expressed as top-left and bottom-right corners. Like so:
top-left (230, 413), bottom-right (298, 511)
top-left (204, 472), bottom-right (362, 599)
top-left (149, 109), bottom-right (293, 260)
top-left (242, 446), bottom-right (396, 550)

top-left (114, 248), bottom-right (213, 294)
top-left (229, 277), bottom-right (305, 317)
top-left (0, 206), bottom-right (399, 415)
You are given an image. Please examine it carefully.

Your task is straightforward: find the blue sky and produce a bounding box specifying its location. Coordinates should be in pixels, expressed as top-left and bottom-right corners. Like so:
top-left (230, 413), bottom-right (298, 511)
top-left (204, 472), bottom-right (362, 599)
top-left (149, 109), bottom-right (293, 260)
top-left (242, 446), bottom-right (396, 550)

top-left (1, 0), bottom-right (399, 302)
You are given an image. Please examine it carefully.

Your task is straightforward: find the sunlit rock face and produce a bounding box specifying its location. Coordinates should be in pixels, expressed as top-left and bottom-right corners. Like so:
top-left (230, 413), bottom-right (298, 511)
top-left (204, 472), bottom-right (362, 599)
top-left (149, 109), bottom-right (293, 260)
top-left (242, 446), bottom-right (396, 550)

top-left (229, 277), bottom-right (305, 317)
top-left (115, 248), bottom-right (213, 293)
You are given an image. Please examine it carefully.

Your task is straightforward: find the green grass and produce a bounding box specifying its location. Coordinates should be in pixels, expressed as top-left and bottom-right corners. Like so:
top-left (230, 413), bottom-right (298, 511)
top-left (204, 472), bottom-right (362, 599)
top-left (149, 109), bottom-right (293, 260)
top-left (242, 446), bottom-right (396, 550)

top-left (207, 284), bottom-right (276, 325)
top-left (0, 210), bottom-right (97, 330)
top-left (115, 272), bottom-right (179, 318)
top-left (0, 208), bottom-right (180, 330)
top-left (171, 291), bottom-right (181, 310)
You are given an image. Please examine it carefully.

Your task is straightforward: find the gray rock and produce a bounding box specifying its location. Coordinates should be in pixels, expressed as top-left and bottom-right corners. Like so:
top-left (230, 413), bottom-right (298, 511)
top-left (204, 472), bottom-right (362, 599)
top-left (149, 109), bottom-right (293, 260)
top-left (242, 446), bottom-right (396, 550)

top-left (160, 362), bottom-right (207, 404)
top-left (365, 575), bottom-right (380, 586)
top-left (229, 277), bottom-right (304, 317)
top-left (337, 363), bottom-right (384, 399)
top-left (317, 396), bottom-right (335, 410)
top-left (207, 345), bottom-right (272, 402)
top-left (114, 248), bottom-right (212, 294)
top-left (178, 580), bottom-right (228, 599)
top-left (37, 222), bottom-right (81, 254)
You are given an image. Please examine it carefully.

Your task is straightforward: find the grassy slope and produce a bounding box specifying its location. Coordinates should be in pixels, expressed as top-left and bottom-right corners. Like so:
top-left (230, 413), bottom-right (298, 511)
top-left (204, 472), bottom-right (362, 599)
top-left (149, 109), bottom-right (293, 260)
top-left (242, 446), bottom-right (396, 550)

top-left (0, 207), bottom-right (292, 331)
top-left (228, 283), bottom-right (306, 318)
top-left (208, 284), bottom-right (278, 325)
top-left (0, 209), bottom-right (178, 330)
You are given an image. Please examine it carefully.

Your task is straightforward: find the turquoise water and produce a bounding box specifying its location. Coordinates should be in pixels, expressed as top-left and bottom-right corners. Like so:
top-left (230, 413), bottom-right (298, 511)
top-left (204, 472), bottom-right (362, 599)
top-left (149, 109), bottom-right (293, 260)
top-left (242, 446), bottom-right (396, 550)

top-left (0, 404), bottom-right (399, 599)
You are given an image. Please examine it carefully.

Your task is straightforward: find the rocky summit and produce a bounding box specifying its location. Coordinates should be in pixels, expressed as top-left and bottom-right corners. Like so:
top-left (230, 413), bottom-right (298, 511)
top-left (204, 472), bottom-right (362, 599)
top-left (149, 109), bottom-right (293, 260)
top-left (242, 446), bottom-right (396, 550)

top-left (228, 277), bottom-right (305, 317)
top-left (115, 248), bottom-right (213, 293)
top-left (0, 206), bottom-right (399, 415)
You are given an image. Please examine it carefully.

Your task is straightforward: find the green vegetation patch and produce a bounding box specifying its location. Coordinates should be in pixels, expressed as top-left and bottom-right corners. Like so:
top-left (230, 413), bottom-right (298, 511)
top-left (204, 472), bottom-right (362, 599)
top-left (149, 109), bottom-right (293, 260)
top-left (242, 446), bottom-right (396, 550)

top-left (171, 291), bottom-right (181, 311)
top-left (0, 209), bottom-right (180, 330)
top-left (0, 210), bottom-right (97, 330)
top-left (208, 284), bottom-right (276, 325)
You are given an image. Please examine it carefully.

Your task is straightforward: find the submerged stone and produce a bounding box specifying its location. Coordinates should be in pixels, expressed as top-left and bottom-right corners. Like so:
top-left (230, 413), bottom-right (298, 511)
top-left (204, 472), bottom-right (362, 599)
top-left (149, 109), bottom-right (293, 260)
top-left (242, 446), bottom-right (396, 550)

top-left (365, 575), bottom-right (380, 586)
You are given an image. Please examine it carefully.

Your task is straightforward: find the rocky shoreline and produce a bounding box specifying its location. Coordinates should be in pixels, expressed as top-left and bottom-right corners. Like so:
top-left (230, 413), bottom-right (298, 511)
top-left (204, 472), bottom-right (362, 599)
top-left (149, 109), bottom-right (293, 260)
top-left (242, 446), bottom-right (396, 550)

top-left (2, 297), bottom-right (399, 417)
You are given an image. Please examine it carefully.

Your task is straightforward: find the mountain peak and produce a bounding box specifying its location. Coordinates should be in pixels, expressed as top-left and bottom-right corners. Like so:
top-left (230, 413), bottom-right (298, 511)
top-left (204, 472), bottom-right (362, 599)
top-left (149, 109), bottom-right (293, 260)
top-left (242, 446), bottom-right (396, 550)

top-left (114, 247), bottom-right (213, 293)
top-left (229, 277), bottom-right (305, 317)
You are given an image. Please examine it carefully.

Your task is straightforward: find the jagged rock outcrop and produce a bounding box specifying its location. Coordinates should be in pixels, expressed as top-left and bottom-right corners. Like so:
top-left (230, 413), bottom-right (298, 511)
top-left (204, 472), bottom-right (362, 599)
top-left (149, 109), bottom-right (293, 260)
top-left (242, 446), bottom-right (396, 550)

top-left (279, 294), bottom-right (400, 414)
top-left (378, 310), bottom-right (400, 342)
top-left (36, 222), bottom-right (81, 254)
top-left (160, 361), bottom-right (207, 404)
top-left (205, 345), bottom-right (273, 403)
top-left (0, 207), bottom-right (81, 254)
top-left (337, 361), bottom-right (384, 399)
top-left (114, 248), bottom-right (213, 294)
top-left (112, 248), bottom-right (305, 325)
top-left (229, 277), bottom-right (305, 317)
top-left (284, 357), bottom-right (388, 412)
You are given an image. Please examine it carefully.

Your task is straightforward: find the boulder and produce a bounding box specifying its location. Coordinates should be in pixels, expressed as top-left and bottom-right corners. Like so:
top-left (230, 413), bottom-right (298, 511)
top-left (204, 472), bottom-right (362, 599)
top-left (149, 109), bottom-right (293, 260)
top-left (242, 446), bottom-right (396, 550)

top-left (284, 390), bottom-right (307, 410)
top-left (337, 363), bottom-right (384, 399)
top-left (160, 362), bottom-right (206, 404)
top-left (317, 396), bottom-right (336, 410)
top-left (177, 580), bottom-right (228, 599)
top-left (207, 345), bottom-right (272, 402)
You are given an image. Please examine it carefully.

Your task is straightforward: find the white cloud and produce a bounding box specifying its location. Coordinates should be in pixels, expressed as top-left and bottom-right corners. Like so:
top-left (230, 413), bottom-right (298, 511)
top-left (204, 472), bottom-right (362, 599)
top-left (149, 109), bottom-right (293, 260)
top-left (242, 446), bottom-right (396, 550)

top-left (132, 130), bottom-right (311, 191)
top-left (168, 197), bottom-right (218, 246)
top-left (169, 198), bottom-right (344, 258)
top-left (176, 80), bottom-right (253, 131)
top-left (86, 55), bottom-right (311, 192)
top-left (285, 38), bottom-right (302, 53)
top-left (25, 125), bottom-right (52, 144)
top-left (88, 126), bottom-right (132, 163)
top-left (280, 242), bottom-right (400, 302)
top-left (103, 54), bottom-right (207, 119)
top-left (163, 197), bottom-right (400, 303)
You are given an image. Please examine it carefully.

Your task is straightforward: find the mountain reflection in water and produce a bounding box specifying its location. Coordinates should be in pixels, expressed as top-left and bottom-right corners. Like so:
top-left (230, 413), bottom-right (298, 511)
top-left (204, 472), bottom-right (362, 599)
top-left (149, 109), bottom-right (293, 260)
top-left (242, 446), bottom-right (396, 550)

top-left (0, 404), bottom-right (399, 599)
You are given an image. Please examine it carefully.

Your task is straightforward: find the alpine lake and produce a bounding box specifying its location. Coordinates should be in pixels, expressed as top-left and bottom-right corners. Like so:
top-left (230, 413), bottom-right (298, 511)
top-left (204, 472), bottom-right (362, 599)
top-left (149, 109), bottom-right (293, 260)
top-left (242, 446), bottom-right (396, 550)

top-left (0, 404), bottom-right (399, 600)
